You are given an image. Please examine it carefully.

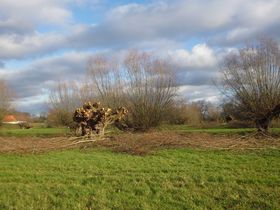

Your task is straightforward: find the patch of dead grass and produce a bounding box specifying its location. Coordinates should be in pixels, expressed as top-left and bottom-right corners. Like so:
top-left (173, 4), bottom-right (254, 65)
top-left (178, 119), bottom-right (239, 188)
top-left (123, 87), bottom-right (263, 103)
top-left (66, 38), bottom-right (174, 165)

top-left (95, 132), bottom-right (280, 155)
top-left (0, 132), bottom-right (279, 155)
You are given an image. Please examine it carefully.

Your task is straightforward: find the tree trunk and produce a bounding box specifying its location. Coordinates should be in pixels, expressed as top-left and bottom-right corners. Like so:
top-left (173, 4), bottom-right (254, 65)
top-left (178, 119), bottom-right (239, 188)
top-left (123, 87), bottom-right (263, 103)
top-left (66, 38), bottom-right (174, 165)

top-left (81, 123), bottom-right (87, 136)
top-left (255, 118), bottom-right (270, 133)
top-left (255, 104), bottom-right (280, 133)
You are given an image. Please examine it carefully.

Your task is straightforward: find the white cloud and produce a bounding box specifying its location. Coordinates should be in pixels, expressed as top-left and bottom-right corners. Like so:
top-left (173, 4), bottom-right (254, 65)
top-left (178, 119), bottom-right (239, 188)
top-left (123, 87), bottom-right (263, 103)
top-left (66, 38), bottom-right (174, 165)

top-left (226, 27), bottom-right (256, 42)
top-left (13, 95), bottom-right (49, 114)
top-left (0, 32), bottom-right (67, 59)
top-left (0, 0), bottom-right (73, 34)
top-left (102, 0), bottom-right (280, 45)
top-left (104, 1), bottom-right (232, 41)
top-left (1, 0), bottom-right (280, 60)
top-left (1, 0), bottom-right (280, 113)
top-left (1, 51), bottom-right (92, 99)
top-left (240, 0), bottom-right (280, 26)
top-left (178, 85), bottom-right (221, 103)
top-left (169, 44), bottom-right (217, 68)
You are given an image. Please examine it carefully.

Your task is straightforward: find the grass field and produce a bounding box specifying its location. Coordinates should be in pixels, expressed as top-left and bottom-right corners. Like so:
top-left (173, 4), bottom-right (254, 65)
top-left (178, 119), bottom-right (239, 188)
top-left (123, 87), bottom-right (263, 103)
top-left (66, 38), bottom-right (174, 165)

top-left (160, 124), bottom-right (280, 134)
top-left (0, 124), bottom-right (121, 137)
top-left (0, 127), bottom-right (69, 137)
top-left (1, 123), bottom-right (280, 138)
top-left (0, 125), bottom-right (280, 209)
top-left (0, 148), bottom-right (279, 210)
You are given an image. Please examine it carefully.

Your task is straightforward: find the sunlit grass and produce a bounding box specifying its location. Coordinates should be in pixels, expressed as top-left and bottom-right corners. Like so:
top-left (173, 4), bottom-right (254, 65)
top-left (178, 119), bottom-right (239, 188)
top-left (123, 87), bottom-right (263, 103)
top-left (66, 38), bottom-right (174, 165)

top-left (160, 124), bottom-right (280, 135)
top-left (0, 148), bottom-right (279, 209)
top-left (1, 122), bottom-right (280, 137)
top-left (0, 127), bottom-right (69, 137)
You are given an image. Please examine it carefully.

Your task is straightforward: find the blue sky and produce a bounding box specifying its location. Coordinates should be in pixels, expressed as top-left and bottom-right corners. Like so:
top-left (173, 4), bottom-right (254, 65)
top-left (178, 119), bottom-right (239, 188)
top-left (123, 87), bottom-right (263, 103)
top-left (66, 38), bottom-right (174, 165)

top-left (0, 0), bottom-right (279, 114)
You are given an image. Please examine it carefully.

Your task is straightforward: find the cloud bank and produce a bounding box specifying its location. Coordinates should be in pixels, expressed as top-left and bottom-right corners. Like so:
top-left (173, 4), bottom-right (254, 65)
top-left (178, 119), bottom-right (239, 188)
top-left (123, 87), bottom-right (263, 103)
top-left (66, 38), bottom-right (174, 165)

top-left (0, 0), bottom-right (279, 113)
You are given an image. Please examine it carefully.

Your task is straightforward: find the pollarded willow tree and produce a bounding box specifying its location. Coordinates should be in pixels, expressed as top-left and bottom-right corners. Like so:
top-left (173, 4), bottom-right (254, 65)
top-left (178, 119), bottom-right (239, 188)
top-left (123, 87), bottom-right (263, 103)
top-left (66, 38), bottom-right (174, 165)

top-left (73, 101), bottom-right (128, 136)
top-left (87, 51), bottom-right (178, 131)
top-left (221, 38), bottom-right (280, 133)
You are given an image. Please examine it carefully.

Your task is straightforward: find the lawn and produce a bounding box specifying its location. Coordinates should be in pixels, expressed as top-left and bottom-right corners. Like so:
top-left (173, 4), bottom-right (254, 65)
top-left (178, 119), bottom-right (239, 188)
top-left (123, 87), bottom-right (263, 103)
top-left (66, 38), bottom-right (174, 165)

top-left (0, 125), bottom-right (280, 209)
top-left (1, 123), bottom-right (280, 138)
top-left (160, 124), bottom-right (280, 135)
top-left (0, 148), bottom-right (279, 209)
top-left (0, 124), bottom-right (122, 137)
top-left (0, 127), bottom-right (69, 137)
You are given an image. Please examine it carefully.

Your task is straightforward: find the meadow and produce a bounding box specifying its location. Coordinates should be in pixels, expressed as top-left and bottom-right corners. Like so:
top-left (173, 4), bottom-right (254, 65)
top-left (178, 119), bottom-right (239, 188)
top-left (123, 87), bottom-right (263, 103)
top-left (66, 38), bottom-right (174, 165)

top-left (1, 124), bottom-right (280, 138)
top-left (0, 123), bottom-right (69, 137)
top-left (0, 125), bottom-right (279, 209)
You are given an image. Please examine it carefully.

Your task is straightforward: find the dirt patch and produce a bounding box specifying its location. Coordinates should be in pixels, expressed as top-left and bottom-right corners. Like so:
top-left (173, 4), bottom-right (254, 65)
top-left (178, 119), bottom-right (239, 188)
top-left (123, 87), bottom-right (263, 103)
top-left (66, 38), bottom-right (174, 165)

top-left (1, 132), bottom-right (279, 155)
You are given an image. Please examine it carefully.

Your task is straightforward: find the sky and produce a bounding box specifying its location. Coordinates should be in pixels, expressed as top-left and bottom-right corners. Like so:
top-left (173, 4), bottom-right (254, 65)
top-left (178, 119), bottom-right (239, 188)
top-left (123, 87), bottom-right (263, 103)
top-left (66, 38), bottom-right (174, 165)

top-left (0, 0), bottom-right (280, 114)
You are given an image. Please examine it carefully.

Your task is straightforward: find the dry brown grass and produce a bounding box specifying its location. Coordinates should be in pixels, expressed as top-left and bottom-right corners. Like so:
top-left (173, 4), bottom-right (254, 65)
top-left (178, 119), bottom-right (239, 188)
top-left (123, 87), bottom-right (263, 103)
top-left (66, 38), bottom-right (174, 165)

top-left (1, 132), bottom-right (279, 155)
top-left (96, 132), bottom-right (280, 155)
top-left (0, 137), bottom-right (73, 154)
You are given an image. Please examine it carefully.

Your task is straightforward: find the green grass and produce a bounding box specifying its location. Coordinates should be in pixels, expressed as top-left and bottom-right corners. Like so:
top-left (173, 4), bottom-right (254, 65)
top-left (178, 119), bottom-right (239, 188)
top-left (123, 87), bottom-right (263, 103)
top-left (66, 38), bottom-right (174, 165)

top-left (0, 127), bottom-right (69, 137)
top-left (0, 148), bottom-right (279, 209)
top-left (160, 124), bottom-right (280, 135)
top-left (1, 123), bottom-right (280, 137)
top-left (0, 124), bottom-right (123, 137)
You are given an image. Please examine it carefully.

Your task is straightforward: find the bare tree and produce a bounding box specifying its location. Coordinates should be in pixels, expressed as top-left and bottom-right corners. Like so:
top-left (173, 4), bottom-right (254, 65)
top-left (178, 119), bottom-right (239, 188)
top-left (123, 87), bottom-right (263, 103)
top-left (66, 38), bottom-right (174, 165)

top-left (87, 51), bottom-right (178, 130)
top-left (87, 55), bottom-right (124, 108)
top-left (195, 100), bottom-right (221, 123)
top-left (48, 81), bottom-right (95, 126)
top-left (220, 38), bottom-right (280, 132)
top-left (0, 80), bottom-right (13, 122)
top-left (124, 51), bottom-right (177, 130)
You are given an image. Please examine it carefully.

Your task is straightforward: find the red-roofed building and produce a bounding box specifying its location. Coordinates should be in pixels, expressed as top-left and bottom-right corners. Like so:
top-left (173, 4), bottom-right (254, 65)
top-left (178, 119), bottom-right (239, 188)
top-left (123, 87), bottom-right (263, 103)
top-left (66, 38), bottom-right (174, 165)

top-left (2, 115), bottom-right (17, 123)
top-left (2, 115), bottom-right (31, 129)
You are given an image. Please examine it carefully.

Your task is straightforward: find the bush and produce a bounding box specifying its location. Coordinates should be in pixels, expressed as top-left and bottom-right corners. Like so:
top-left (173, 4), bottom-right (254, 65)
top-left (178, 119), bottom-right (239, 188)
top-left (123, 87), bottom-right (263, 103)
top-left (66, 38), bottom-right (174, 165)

top-left (46, 109), bottom-right (73, 127)
top-left (271, 119), bottom-right (280, 128)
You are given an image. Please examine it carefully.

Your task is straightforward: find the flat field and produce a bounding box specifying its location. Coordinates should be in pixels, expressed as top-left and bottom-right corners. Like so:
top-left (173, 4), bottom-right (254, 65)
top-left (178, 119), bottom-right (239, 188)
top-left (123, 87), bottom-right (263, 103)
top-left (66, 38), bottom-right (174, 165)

top-left (0, 123), bottom-right (69, 137)
top-left (1, 124), bottom-right (280, 138)
top-left (0, 126), bottom-right (279, 209)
